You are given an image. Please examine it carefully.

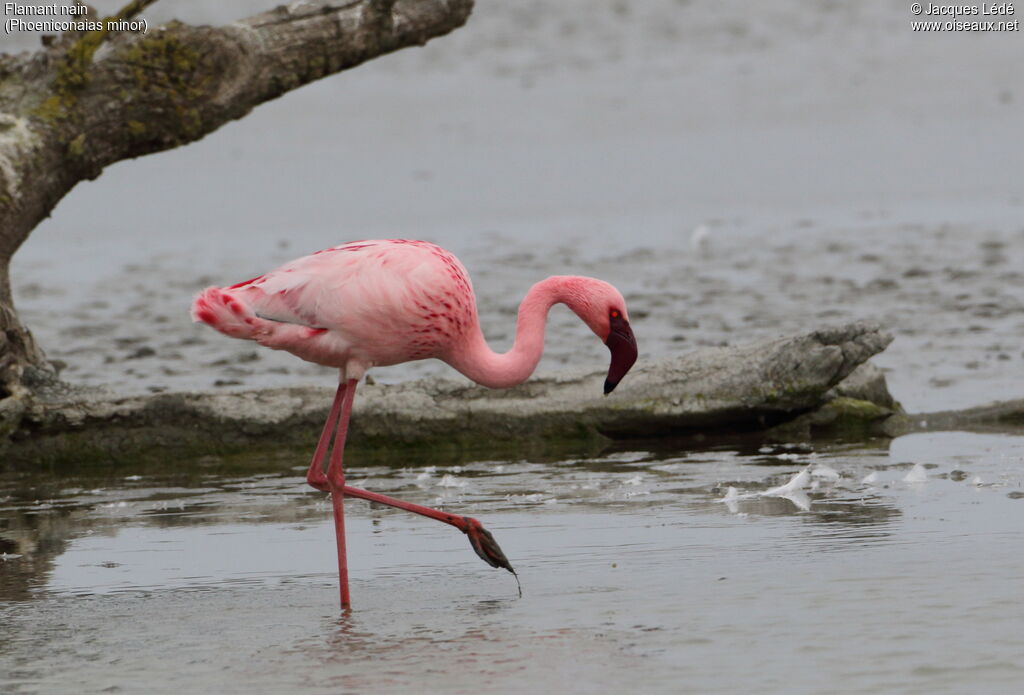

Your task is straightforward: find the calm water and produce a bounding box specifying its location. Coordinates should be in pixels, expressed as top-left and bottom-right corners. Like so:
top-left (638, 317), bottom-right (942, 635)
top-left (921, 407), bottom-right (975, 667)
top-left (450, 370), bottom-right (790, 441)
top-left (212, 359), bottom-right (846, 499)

top-left (2, 431), bottom-right (1022, 694)
top-left (4, 3), bottom-right (1021, 691)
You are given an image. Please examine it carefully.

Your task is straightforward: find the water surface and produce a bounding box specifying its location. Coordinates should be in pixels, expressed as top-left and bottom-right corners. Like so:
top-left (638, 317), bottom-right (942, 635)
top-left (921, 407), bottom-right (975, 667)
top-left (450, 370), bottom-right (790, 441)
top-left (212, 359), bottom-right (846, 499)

top-left (3, 431), bottom-right (1022, 694)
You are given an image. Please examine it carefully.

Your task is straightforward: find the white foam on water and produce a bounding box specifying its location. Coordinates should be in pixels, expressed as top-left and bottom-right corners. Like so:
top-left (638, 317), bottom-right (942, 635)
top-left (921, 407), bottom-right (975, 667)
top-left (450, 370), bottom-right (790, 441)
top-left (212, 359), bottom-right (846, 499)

top-left (903, 463), bottom-right (928, 483)
top-left (437, 474), bottom-right (466, 489)
top-left (719, 467), bottom-right (816, 513)
top-left (720, 486), bottom-right (742, 514)
top-left (811, 464), bottom-right (840, 482)
top-left (763, 467), bottom-right (811, 497)
top-left (761, 466), bottom-right (813, 511)
top-left (780, 489), bottom-right (812, 511)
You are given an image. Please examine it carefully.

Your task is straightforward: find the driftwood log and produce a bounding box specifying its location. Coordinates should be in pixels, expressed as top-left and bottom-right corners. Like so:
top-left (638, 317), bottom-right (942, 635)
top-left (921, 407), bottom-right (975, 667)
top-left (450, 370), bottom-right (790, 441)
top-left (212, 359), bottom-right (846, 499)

top-left (6, 321), bottom-right (900, 465)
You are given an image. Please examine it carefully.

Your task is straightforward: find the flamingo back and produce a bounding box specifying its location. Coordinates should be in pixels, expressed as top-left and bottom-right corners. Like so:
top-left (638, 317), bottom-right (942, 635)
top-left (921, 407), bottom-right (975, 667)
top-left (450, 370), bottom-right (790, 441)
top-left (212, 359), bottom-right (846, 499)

top-left (193, 240), bottom-right (479, 372)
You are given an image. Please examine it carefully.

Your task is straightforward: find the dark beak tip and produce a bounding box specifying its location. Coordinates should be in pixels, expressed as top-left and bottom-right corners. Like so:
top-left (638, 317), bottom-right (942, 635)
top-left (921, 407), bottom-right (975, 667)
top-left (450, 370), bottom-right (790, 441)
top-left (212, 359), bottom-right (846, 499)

top-left (604, 314), bottom-right (637, 396)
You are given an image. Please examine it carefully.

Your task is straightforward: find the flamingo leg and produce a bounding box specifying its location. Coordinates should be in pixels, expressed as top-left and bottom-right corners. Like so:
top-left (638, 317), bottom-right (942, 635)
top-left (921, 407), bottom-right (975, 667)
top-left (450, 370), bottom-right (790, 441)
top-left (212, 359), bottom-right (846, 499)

top-left (306, 381), bottom-right (347, 492)
top-left (340, 485), bottom-right (517, 577)
top-left (310, 379), bottom-right (517, 607)
top-left (325, 378), bottom-right (358, 609)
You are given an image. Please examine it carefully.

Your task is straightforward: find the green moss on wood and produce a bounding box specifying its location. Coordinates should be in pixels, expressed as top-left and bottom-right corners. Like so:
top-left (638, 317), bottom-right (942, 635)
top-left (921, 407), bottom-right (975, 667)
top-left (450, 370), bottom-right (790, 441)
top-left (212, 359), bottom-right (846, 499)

top-left (66, 133), bottom-right (86, 157)
top-left (118, 31), bottom-right (208, 139)
top-left (54, 26), bottom-right (108, 94)
top-left (767, 396), bottom-right (894, 441)
top-left (35, 3), bottom-right (205, 133)
top-left (826, 397), bottom-right (891, 421)
top-left (41, 10), bottom-right (129, 119)
top-left (33, 94), bottom-right (69, 122)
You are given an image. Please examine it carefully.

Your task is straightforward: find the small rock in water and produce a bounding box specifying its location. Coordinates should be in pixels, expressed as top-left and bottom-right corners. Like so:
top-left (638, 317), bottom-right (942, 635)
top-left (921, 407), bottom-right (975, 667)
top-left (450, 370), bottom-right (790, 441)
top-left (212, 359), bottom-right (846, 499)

top-left (903, 463), bottom-right (928, 483)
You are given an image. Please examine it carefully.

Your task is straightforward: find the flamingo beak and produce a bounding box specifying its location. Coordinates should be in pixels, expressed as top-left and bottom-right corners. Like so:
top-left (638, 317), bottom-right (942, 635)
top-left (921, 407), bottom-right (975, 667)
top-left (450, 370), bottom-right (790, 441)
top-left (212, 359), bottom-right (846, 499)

top-left (604, 315), bottom-right (638, 394)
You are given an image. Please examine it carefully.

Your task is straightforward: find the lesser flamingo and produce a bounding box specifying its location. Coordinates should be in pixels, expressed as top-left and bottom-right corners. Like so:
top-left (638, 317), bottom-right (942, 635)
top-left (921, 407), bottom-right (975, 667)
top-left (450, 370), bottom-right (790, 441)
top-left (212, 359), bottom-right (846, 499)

top-left (191, 239), bottom-right (638, 608)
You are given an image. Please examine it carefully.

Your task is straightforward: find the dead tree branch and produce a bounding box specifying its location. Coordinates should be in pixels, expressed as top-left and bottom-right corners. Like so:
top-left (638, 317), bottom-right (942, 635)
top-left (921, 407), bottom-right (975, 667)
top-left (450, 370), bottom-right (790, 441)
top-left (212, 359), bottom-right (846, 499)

top-left (0, 0), bottom-right (473, 405)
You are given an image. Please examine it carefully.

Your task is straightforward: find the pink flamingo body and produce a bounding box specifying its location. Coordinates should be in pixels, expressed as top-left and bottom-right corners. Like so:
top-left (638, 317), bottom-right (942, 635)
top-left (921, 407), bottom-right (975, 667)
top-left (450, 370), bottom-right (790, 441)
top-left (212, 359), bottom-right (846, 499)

top-left (192, 239), bottom-right (638, 608)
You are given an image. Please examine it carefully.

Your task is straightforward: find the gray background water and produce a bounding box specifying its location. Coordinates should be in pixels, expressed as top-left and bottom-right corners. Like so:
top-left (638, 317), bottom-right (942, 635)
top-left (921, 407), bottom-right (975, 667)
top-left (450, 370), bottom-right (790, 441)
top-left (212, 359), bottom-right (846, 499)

top-left (2, 2), bottom-right (1023, 694)
top-left (6, 0), bottom-right (1024, 411)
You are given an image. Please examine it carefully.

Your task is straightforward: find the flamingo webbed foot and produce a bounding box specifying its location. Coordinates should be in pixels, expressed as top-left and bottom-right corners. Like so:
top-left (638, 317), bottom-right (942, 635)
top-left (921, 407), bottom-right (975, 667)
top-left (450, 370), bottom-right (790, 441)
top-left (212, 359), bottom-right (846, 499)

top-left (463, 518), bottom-right (522, 597)
top-left (463, 517), bottom-right (514, 572)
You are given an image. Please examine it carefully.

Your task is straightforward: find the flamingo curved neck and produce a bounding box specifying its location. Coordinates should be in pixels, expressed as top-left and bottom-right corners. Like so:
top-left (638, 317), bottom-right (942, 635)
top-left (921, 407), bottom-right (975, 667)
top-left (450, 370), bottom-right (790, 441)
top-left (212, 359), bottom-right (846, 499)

top-left (447, 277), bottom-right (569, 389)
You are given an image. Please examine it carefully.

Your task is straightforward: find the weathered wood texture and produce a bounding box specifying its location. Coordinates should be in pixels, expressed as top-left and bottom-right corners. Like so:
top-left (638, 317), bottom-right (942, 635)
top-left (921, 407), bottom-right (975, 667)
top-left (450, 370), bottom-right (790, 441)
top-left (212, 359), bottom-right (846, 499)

top-left (6, 322), bottom-right (895, 465)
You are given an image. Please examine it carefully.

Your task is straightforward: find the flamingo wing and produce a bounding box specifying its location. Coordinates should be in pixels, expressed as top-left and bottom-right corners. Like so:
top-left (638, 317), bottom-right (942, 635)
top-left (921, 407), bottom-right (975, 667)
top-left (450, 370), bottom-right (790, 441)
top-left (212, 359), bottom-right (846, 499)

top-left (230, 240), bottom-right (476, 365)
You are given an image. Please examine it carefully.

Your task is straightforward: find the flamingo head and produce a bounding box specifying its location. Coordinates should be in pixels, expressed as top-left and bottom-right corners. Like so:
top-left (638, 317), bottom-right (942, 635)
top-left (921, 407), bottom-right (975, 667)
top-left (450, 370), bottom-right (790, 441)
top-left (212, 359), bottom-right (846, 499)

top-left (560, 277), bottom-right (639, 394)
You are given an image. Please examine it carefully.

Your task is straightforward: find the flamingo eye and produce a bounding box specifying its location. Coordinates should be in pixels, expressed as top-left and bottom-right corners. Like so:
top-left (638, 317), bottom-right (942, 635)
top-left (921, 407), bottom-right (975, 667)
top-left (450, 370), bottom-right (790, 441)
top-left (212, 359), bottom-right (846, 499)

top-left (610, 310), bottom-right (620, 319)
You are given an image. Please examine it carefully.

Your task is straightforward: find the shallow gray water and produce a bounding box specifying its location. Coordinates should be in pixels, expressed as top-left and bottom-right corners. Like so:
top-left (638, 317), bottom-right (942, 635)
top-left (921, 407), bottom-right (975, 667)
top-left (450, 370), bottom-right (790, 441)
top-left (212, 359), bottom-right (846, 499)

top-left (2, 3), bottom-right (1023, 691)
top-left (3, 431), bottom-right (1022, 694)
top-left (9, 0), bottom-right (1024, 412)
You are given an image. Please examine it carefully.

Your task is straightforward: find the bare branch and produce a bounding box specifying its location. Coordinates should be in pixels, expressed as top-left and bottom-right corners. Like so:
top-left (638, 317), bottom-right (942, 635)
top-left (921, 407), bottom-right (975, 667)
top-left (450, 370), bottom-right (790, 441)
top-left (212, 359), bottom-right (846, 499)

top-left (0, 0), bottom-right (474, 395)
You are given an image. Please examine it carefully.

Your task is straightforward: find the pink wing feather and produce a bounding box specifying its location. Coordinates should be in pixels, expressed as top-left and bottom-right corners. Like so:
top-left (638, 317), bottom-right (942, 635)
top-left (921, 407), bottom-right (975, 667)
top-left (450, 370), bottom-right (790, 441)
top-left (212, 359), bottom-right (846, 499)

top-left (193, 240), bottom-right (478, 372)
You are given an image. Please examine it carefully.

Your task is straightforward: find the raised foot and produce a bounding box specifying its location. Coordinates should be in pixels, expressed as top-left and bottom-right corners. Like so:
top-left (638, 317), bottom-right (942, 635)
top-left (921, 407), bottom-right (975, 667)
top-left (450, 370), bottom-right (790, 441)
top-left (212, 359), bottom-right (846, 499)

top-left (462, 517), bottom-right (513, 571)
top-left (463, 517), bottom-right (522, 597)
